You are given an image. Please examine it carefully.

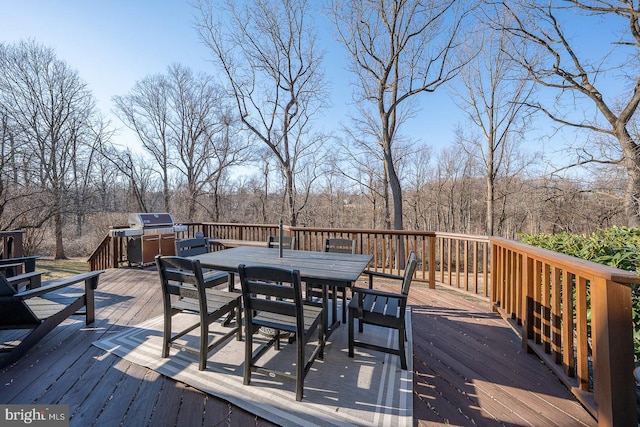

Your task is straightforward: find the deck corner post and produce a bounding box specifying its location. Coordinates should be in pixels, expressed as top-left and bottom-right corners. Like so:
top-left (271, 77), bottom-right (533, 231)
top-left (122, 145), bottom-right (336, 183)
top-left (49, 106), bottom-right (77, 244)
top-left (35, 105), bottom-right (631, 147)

top-left (592, 278), bottom-right (636, 427)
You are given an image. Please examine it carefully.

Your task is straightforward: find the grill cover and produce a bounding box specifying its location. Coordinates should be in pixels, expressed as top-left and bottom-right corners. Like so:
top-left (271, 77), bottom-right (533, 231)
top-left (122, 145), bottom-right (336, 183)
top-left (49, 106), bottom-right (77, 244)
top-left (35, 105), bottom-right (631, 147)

top-left (128, 213), bottom-right (175, 229)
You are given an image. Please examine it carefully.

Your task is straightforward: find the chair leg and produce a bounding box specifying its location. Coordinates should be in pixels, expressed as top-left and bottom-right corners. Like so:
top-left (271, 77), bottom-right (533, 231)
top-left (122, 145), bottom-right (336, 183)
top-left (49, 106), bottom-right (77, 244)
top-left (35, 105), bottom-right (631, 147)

top-left (296, 335), bottom-right (304, 401)
top-left (235, 303), bottom-right (242, 341)
top-left (348, 308), bottom-right (354, 358)
top-left (199, 317), bottom-right (208, 371)
top-left (162, 311), bottom-right (172, 358)
top-left (341, 290), bottom-right (347, 324)
top-left (318, 312), bottom-right (325, 360)
top-left (398, 324), bottom-right (407, 370)
top-left (244, 327), bottom-right (253, 385)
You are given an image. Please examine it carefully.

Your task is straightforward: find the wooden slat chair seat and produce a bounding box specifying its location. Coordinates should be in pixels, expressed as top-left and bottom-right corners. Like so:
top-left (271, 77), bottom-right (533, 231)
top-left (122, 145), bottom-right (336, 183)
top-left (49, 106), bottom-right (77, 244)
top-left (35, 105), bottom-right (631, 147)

top-left (238, 264), bottom-right (324, 401)
top-left (306, 238), bottom-right (357, 323)
top-left (175, 238), bottom-right (228, 288)
top-left (0, 270), bottom-right (103, 368)
top-left (348, 250), bottom-right (417, 370)
top-left (156, 255), bottom-right (242, 371)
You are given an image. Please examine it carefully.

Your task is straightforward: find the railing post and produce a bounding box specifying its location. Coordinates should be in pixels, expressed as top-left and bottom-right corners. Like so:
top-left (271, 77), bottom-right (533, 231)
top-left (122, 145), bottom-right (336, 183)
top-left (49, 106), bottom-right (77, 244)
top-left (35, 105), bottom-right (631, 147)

top-left (591, 278), bottom-right (636, 427)
top-left (490, 240), bottom-right (498, 311)
top-left (428, 234), bottom-right (436, 289)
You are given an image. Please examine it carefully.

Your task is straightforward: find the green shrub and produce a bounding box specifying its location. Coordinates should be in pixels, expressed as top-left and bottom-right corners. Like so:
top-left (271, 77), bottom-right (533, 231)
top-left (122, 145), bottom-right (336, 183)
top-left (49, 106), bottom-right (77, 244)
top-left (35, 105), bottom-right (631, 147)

top-left (519, 226), bottom-right (640, 364)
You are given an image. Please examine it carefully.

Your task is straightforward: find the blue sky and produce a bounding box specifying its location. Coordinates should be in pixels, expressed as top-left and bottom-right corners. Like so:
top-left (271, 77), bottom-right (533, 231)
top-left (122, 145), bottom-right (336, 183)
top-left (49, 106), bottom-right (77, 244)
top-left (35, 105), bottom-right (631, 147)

top-left (0, 0), bottom-right (460, 154)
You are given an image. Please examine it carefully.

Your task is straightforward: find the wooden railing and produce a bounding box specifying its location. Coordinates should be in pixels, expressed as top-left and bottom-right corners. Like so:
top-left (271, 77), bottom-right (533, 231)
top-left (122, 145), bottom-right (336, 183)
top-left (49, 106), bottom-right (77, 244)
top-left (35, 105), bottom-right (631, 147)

top-left (88, 224), bottom-right (489, 297)
top-left (435, 232), bottom-right (490, 298)
top-left (289, 226), bottom-right (436, 287)
top-left (88, 222), bottom-right (638, 425)
top-left (491, 237), bottom-right (638, 426)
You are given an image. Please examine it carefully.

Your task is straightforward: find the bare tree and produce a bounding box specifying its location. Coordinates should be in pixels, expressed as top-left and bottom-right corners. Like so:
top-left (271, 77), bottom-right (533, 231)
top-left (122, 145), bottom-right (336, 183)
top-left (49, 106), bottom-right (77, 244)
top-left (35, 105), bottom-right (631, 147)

top-left (500, 0), bottom-right (640, 226)
top-left (339, 124), bottom-right (390, 229)
top-left (329, 0), bottom-right (471, 233)
top-left (451, 7), bottom-right (534, 235)
top-left (99, 142), bottom-right (156, 213)
top-left (202, 106), bottom-right (252, 222)
top-left (115, 64), bottom-right (243, 219)
top-left (403, 146), bottom-right (434, 231)
top-left (0, 112), bottom-right (50, 232)
top-left (0, 41), bottom-right (99, 258)
top-left (195, 0), bottom-right (329, 226)
top-left (114, 72), bottom-right (172, 212)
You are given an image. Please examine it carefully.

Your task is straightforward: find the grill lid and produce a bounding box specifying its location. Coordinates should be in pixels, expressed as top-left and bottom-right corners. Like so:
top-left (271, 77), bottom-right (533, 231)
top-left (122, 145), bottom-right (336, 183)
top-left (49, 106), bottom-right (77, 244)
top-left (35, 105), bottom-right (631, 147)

top-left (128, 213), bottom-right (175, 229)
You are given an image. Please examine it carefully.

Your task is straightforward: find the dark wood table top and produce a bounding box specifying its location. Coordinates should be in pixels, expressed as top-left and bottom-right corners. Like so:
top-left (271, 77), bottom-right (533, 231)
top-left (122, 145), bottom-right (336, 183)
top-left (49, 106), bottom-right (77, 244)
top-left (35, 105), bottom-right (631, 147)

top-left (193, 246), bottom-right (372, 284)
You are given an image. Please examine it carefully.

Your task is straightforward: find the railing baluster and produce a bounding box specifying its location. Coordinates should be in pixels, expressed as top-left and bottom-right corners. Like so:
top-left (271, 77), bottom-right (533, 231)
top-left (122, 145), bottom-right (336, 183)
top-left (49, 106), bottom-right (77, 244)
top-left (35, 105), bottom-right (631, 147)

top-left (576, 276), bottom-right (589, 392)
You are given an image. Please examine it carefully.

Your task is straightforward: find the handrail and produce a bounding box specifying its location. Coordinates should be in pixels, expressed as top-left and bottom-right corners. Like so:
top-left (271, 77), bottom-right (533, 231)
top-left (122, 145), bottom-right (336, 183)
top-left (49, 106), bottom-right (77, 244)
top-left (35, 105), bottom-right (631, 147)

top-left (491, 236), bottom-right (638, 426)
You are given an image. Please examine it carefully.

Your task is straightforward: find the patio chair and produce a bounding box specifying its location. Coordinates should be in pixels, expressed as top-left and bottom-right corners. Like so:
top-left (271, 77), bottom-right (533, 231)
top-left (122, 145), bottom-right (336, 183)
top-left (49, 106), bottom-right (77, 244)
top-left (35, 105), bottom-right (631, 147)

top-left (267, 235), bottom-right (295, 250)
top-left (238, 264), bottom-right (324, 401)
top-left (0, 255), bottom-right (39, 277)
top-left (156, 256), bottom-right (242, 371)
top-left (175, 238), bottom-right (228, 288)
top-left (306, 238), bottom-right (357, 323)
top-left (0, 269), bottom-right (103, 368)
top-left (0, 256), bottom-right (42, 290)
top-left (348, 250), bottom-right (417, 370)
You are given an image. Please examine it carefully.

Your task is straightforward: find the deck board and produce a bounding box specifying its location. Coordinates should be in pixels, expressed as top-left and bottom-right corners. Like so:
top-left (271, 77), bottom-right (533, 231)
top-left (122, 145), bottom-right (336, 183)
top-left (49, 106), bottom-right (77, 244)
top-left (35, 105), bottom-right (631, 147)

top-left (0, 268), bottom-right (596, 426)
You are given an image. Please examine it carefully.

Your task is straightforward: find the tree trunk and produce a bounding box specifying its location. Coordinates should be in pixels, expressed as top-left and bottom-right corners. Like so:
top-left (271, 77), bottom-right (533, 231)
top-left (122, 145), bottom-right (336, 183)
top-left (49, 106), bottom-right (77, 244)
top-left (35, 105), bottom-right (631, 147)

top-left (163, 177), bottom-right (170, 213)
top-left (54, 211), bottom-right (66, 259)
top-left (286, 170), bottom-right (297, 226)
top-left (621, 142), bottom-right (640, 227)
top-left (486, 167), bottom-right (495, 236)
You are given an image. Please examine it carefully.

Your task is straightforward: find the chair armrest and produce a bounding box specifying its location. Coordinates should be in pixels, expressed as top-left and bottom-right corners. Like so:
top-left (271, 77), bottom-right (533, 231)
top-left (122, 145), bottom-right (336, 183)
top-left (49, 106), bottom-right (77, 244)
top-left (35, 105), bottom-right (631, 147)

top-left (362, 269), bottom-right (404, 289)
top-left (15, 271), bottom-right (103, 299)
top-left (0, 256), bottom-right (40, 273)
top-left (7, 271), bottom-right (42, 290)
top-left (351, 286), bottom-right (407, 300)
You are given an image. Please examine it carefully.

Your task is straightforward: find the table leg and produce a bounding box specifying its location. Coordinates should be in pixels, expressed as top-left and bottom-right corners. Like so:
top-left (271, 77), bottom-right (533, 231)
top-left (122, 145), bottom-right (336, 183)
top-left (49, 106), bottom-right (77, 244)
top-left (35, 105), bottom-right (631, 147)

top-left (223, 272), bottom-right (238, 326)
top-left (324, 284), bottom-right (341, 340)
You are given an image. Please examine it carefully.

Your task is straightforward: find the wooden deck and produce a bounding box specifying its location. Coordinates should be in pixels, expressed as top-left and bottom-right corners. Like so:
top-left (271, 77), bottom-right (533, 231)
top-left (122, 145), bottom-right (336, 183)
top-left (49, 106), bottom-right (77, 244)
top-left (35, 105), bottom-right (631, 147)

top-left (0, 268), bottom-right (596, 426)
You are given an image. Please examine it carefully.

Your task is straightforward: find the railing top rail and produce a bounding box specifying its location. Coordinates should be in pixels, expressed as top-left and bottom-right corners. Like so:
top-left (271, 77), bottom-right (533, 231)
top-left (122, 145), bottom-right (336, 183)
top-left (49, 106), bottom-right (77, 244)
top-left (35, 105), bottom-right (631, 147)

top-left (491, 236), bottom-right (640, 285)
top-left (290, 226), bottom-right (437, 236)
top-left (435, 232), bottom-right (490, 242)
top-left (198, 222), bottom-right (279, 228)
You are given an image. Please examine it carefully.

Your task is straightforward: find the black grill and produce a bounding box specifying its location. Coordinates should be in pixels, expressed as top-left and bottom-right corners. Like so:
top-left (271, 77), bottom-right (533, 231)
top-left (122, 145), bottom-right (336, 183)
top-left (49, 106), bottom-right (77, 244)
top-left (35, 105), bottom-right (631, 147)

top-left (109, 213), bottom-right (186, 265)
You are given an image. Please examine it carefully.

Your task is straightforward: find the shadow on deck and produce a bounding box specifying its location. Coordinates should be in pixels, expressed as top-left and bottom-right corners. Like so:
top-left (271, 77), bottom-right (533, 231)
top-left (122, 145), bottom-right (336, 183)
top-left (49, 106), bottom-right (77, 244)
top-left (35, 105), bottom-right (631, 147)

top-left (0, 268), bottom-right (596, 426)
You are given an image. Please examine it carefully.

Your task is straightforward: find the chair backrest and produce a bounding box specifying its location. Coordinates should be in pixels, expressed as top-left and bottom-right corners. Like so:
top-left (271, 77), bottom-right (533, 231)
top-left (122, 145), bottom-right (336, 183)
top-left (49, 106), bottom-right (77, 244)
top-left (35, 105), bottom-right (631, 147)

top-left (0, 272), bottom-right (16, 297)
top-left (238, 264), bottom-right (304, 330)
top-left (156, 256), bottom-right (207, 312)
top-left (267, 235), bottom-right (295, 250)
top-left (401, 251), bottom-right (418, 295)
top-left (324, 238), bottom-right (356, 254)
top-left (0, 272), bottom-right (39, 328)
top-left (175, 238), bottom-right (209, 257)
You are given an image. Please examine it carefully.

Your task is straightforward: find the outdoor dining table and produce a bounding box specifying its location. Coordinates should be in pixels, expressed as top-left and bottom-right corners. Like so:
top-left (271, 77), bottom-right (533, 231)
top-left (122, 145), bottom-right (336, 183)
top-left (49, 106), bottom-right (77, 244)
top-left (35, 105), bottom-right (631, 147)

top-left (192, 245), bottom-right (373, 338)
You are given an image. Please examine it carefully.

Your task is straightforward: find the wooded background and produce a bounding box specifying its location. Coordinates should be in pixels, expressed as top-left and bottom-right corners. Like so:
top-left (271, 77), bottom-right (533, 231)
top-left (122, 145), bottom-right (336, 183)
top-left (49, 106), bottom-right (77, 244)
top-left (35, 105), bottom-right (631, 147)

top-left (0, 1), bottom-right (635, 258)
